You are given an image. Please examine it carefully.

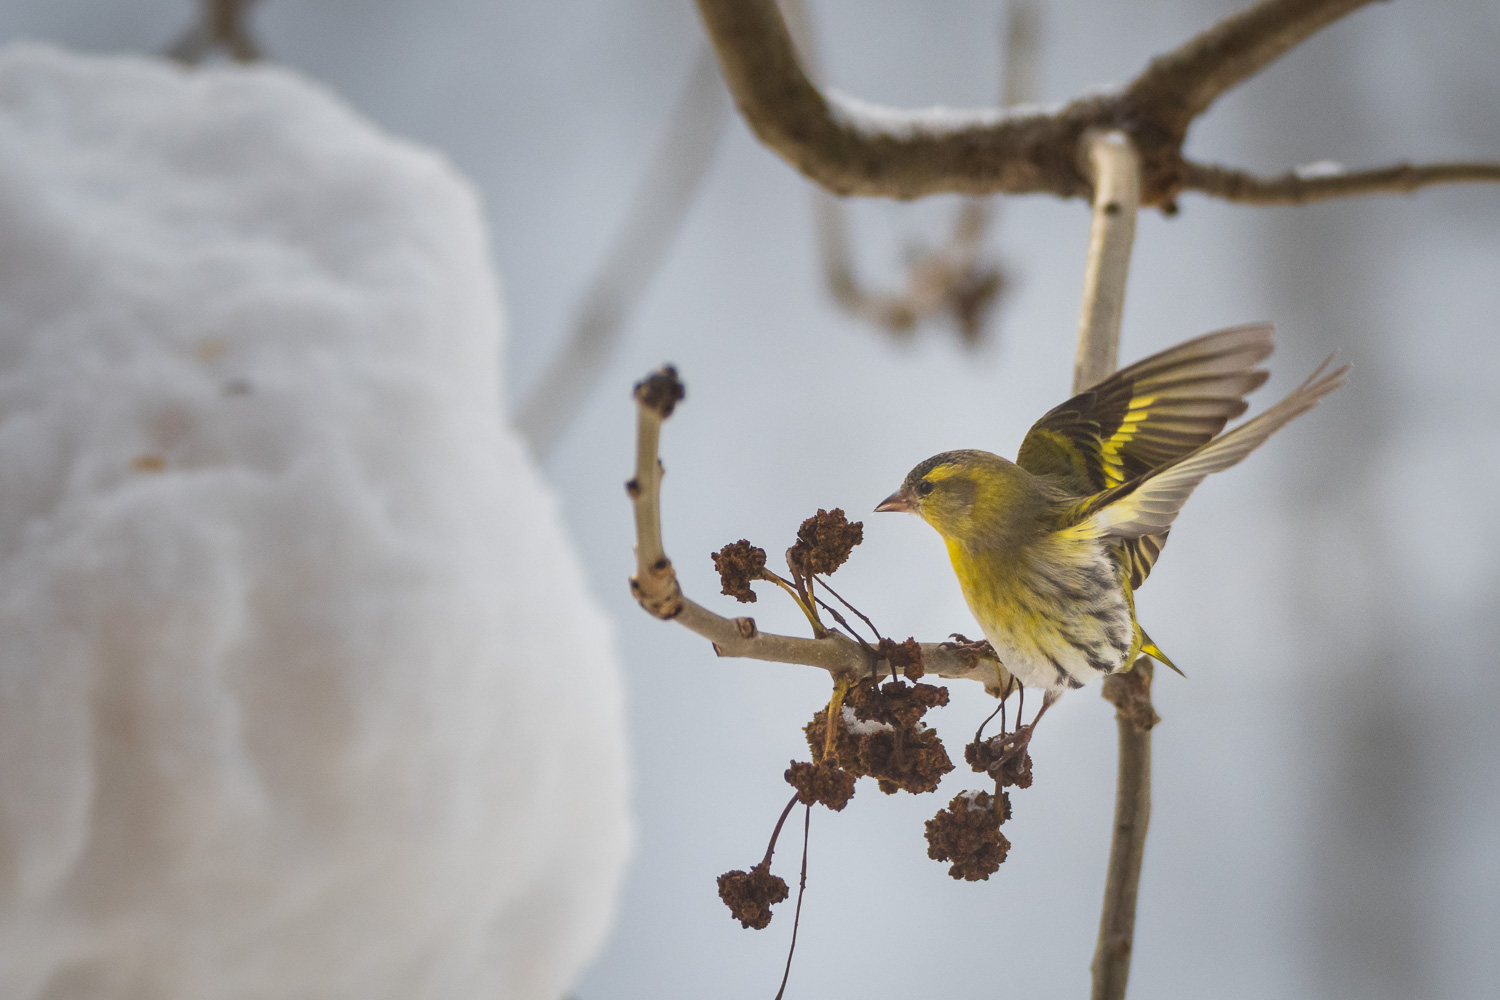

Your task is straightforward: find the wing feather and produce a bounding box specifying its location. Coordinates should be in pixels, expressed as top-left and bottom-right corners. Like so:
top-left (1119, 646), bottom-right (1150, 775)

top-left (1070, 358), bottom-right (1349, 541)
top-left (1016, 323), bottom-right (1277, 587)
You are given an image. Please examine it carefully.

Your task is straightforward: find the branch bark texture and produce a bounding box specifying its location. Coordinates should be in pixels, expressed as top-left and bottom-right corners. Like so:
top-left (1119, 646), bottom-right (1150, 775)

top-left (694, 0), bottom-right (1497, 209)
top-left (1069, 136), bottom-right (1155, 1000)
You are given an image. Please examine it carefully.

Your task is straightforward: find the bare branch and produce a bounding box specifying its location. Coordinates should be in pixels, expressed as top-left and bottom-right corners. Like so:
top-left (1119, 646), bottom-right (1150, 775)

top-left (1125, 0), bottom-right (1377, 132)
top-left (1181, 159), bottom-right (1500, 205)
top-left (694, 0), bottom-right (1493, 208)
top-left (1093, 660), bottom-right (1158, 1000)
top-left (1074, 131), bottom-right (1139, 392)
top-left (518, 47), bottom-right (730, 454)
top-left (165, 0), bottom-right (263, 65)
top-left (627, 367), bottom-right (1015, 694)
top-left (1068, 134), bottom-right (1156, 1000)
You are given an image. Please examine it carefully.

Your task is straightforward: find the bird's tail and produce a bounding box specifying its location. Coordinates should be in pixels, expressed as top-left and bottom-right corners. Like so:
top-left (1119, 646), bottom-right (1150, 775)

top-left (1138, 626), bottom-right (1185, 677)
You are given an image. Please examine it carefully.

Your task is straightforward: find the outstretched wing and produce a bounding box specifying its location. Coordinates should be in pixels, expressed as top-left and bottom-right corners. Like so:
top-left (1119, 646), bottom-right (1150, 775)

top-left (1065, 357), bottom-right (1348, 542)
top-left (1016, 323), bottom-right (1275, 587)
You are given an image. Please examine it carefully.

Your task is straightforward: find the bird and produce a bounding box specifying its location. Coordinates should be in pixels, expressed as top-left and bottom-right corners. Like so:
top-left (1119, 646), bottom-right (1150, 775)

top-left (875, 323), bottom-right (1346, 723)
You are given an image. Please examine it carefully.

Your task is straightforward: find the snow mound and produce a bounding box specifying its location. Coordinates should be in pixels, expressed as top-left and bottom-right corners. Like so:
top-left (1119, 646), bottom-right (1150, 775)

top-left (0, 44), bottom-right (629, 1000)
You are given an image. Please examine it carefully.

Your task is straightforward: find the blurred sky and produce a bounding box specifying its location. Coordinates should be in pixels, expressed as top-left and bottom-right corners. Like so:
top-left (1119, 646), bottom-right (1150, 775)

top-left (1, 2), bottom-right (1497, 999)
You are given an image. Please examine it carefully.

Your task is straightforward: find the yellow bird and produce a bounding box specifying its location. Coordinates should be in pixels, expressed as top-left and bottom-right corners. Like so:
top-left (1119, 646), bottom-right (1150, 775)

top-left (876, 324), bottom-right (1346, 716)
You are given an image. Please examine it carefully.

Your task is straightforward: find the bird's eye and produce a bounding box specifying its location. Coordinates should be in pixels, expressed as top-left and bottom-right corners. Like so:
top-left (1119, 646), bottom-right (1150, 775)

top-left (915, 479), bottom-right (935, 497)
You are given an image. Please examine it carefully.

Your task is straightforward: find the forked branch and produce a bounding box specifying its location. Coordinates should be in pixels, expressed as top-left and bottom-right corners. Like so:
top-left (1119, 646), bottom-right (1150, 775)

top-left (693, 0), bottom-right (1499, 208)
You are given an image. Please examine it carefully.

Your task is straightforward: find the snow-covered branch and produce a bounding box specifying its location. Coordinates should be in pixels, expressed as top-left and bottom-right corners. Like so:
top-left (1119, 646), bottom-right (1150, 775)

top-left (789, 0), bottom-right (1037, 344)
top-left (1180, 159), bottom-right (1500, 205)
top-left (693, 0), bottom-right (1497, 210)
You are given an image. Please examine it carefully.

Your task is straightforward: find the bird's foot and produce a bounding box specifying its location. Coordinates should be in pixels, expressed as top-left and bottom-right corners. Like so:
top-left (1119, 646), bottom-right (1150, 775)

top-left (943, 633), bottom-right (997, 660)
top-left (965, 722), bottom-right (1035, 789)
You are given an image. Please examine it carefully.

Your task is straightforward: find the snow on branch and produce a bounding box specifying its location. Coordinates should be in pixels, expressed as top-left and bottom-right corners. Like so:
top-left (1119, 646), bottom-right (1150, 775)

top-left (789, 0), bottom-right (1040, 345)
top-left (693, 0), bottom-right (1500, 209)
top-left (1180, 159), bottom-right (1500, 205)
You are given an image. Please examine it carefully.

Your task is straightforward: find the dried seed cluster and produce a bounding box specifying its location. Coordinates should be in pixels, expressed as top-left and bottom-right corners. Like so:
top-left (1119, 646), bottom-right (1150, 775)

top-left (965, 731), bottom-right (1034, 790)
top-left (877, 636), bottom-right (925, 680)
top-left (806, 680), bottom-right (954, 795)
top-left (717, 863), bottom-right (790, 930)
top-left (925, 791), bottom-right (1010, 881)
top-left (787, 508), bottom-right (863, 577)
top-left (785, 759), bottom-right (856, 811)
top-left (711, 540), bottom-right (767, 603)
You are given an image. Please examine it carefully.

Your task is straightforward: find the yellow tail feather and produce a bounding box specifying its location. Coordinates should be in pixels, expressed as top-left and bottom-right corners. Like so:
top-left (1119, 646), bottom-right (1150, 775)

top-left (1139, 628), bottom-right (1185, 677)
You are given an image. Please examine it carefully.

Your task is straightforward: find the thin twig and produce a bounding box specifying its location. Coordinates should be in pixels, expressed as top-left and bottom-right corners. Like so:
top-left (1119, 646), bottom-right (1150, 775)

top-left (760, 792), bottom-right (802, 869)
top-left (1071, 134), bottom-right (1154, 1000)
top-left (1181, 159), bottom-right (1500, 205)
top-left (809, 575), bottom-right (881, 644)
top-left (518, 46), bottom-right (730, 454)
top-left (691, 0), bottom-right (1496, 208)
top-left (627, 370), bottom-right (1016, 693)
top-left (772, 805), bottom-right (813, 1000)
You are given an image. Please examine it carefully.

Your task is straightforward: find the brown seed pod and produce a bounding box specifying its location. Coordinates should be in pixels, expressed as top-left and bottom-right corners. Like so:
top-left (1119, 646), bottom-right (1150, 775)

top-left (787, 508), bottom-right (863, 577)
top-left (925, 791), bottom-right (1010, 881)
top-left (711, 540), bottom-right (767, 603)
top-left (784, 759), bottom-right (856, 811)
top-left (716, 862), bottom-right (789, 930)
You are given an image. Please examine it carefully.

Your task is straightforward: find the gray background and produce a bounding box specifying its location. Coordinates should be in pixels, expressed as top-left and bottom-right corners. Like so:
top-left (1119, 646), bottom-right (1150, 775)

top-left (2, 2), bottom-right (1497, 998)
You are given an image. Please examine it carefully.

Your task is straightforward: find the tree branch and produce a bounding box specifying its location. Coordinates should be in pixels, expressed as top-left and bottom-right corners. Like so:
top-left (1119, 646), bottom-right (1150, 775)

top-left (627, 368), bottom-right (1015, 694)
top-left (694, 0), bottom-right (1085, 200)
top-left (693, 0), bottom-right (1496, 208)
top-left (1069, 134), bottom-right (1155, 1000)
top-left (793, 0), bottom-right (1035, 344)
top-left (1074, 131), bottom-right (1139, 392)
top-left (1124, 0), bottom-right (1376, 132)
top-left (1180, 159), bottom-right (1500, 205)
top-left (1094, 661), bottom-right (1158, 1000)
top-left (518, 46), bottom-right (730, 454)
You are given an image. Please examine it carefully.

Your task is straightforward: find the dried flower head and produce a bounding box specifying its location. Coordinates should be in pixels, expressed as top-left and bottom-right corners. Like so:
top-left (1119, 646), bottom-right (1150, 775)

top-left (878, 636), bottom-right (925, 680)
top-left (925, 791), bottom-right (1010, 881)
top-left (711, 540), bottom-right (767, 603)
top-left (805, 691), bottom-right (954, 797)
top-left (717, 863), bottom-right (789, 930)
top-left (848, 679), bottom-right (949, 730)
top-left (787, 508), bottom-right (863, 577)
top-left (785, 760), bottom-right (856, 811)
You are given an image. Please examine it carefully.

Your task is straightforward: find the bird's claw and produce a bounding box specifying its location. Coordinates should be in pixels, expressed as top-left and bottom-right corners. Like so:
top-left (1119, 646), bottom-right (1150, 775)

top-left (942, 634), bottom-right (998, 660)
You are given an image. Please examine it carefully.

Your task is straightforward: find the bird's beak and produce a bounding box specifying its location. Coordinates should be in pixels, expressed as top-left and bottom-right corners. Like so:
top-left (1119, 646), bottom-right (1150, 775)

top-left (875, 489), bottom-right (915, 514)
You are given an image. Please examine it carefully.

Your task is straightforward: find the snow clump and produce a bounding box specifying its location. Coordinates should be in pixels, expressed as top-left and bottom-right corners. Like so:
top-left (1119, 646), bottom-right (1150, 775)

top-left (0, 44), bottom-right (629, 1000)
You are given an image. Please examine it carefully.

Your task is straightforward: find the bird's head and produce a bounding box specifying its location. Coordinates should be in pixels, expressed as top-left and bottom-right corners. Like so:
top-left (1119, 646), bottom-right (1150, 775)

top-left (876, 449), bottom-right (1036, 544)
